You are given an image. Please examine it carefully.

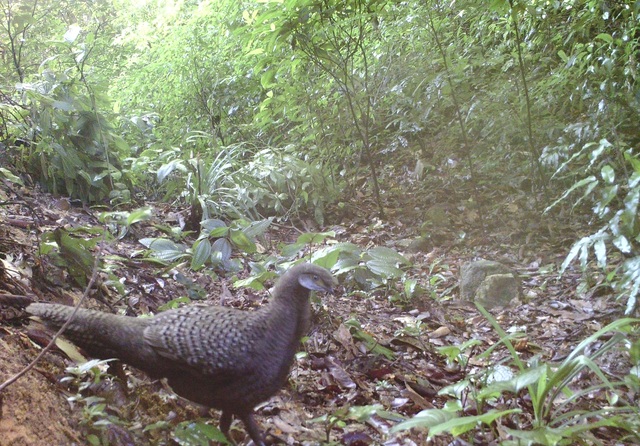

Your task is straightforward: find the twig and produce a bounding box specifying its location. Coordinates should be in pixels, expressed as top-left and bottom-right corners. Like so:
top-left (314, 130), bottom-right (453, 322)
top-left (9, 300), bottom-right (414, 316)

top-left (0, 235), bottom-right (106, 392)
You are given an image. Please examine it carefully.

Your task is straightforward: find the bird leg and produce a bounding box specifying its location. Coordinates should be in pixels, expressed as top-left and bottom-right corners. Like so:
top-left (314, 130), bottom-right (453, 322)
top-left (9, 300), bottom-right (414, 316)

top-left (219, 411), bottom-right (233, 442)
top-left (239, 413), bottom-right (266, 446)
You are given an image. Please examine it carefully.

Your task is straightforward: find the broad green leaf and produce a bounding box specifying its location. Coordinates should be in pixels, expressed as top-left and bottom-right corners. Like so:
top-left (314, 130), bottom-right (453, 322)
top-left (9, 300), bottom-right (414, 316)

top-left (158, 296), bottom-right (191, 311)
top-left (157, 160), bottom-right (183, 183)
top-left (52, 100), bottom-right (74, 111)
top-left (595, 33), bottom-right (613, 43)
top-left (201, 219), bottom-right (227, 231)
top-left (390, 408), bottom-right (457, 433)
top-left (212, 238), bottom-right (232, 261)
top-left (280, 242), bottom-right (304, 258)
top-left (346, 404), bottom-right (384, 421)
top-left (209, 227), bottom-right (230, 238)
top-left (479, 365), bottom-right (547, 398)
top-left (310, 246), bottom-right (340, 269)
top-left (368, 246), bottom-right (410, 265)
top-left (545, 176), bottom-right (597, 213)
top-left (600, 165), bottom-right (615, 183)
top-left (0, 168), bottom-right (24, 185)
top-left (140, 237), bottom-right (182, 251)
top-left (126, 207), bottom-right (153, 225)
top-left (242, 218), bottom-right (272, 238)
top-left (404, 278), bottom-right (417, 298)
top-left (229, 229), bottom-right (256, 253)
top-left (623, 181), bottom-right (639, 230)
top-left (63, 25), bottom-right (81, 43)
top-left (434, 409), bottom-right (521, 438)
top-left (366, 259), bottom-right (404, 278)
top-left (333, 257), bottom-right (361, 275)
top-left (233, 270), bottom-right (277, 291)
top-left (296, 231), bottom-right (336, 244)
top-left (561, 237), bottom-right (590, 272)
top-left (347, 323), bottom-right (395, 360)
top-left (140, 238), bottom-right (188, 262)
top-left (191, 239), bottom-right (212, 270)
top-left (172, 421), bottom-right (230, 446)
top-left (504, 426), bottom-right (565, 445)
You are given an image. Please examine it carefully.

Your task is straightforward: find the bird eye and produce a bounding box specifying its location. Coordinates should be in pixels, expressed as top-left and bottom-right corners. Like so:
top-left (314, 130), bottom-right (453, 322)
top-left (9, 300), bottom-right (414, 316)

top-left (313, 275), bottom-right (319, 281)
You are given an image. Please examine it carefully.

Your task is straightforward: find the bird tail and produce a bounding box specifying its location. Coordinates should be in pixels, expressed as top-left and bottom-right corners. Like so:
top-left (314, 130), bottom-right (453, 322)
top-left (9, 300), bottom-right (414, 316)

top-left (26, 303), bottom-right (153, 368)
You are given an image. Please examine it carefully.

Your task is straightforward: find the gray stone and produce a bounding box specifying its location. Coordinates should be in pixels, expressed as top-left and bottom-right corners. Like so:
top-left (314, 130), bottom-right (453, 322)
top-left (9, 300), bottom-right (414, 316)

top-left (460, 260), bottom-right (520, 308)
top-left (475, 273), bottom-right (521, 309)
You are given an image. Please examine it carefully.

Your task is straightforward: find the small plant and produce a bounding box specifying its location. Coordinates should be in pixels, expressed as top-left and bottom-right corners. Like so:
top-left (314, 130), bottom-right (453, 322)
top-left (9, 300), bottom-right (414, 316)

top-left (546, 139), bottom-right (640, 314)
top-left (391, 306), bottom-right (640, 445)
top-left (394, 319), bottom-right (425, 338)
top-left (277, 231), bottom-right (411, 294)
top-left (171, 421), bottom-right (230, 446)
top-left (238, 145), bottom-right (344, 225)
top-left (39, 226), bottom-right (124, 294)
top-left (310, 404), bottom-right (401, 444)
top-left (62, 359), bottom-right (124, 446)
top-left (345, 317), bottom-right (395, 360)
top-left (139, 217), bottom-right (272, 273)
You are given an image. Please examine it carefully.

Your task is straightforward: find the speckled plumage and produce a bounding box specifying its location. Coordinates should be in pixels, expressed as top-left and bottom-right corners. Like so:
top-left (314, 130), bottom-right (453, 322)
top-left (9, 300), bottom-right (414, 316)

top-left (27, 263), bottom-right (336, 445)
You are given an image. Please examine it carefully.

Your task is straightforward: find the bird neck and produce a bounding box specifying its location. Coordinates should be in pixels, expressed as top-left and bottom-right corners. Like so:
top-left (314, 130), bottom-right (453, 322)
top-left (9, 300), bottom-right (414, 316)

top-left (265, 284), bottom-right (312, 339)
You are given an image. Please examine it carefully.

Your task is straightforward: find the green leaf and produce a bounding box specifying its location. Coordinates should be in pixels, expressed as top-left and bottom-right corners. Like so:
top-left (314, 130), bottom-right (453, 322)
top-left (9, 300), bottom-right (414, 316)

top-left (296, 231), bottom-right (336, 244)
top-left (157, 159), bottom-right (183, 183)
top-left (601, 165), bottom-right (615, 184)
top-left (366, 259), bottom-right (404, 279)
top-left (347, 321), bottom-right (395, 360)
top-left (434, 409), bottom-right (521, 438)
top-left (229, 229), bottom-right (256, 253)
top-left (260, 69), bottom-right (276, 89)
top-left (613, 235), bottom-right (631, 253)
top-left (479, 365), bottom-right (547, 398)
top-left (346, 404), bottom-right (384, 421)
top-left (212, 238), bottom-right (232, 261)
top-left (404, 278), bottom-right (418, 298)
top-left (172, 421), bottom-right (230, 446)
top-left (158, 296), bottom-right (191, 311)
top-left (233, 270), bottom-right (277, 291)
top-left (201, 219), bottom-right (227, 231)
top-left (0, 168), bottom-right (25, 185)
top-left (242, 218), bottom-right (272, 238)
top-left (367, 246), bottom-right (411, 265)
top-left (594, 237), bottom-right (607, 268)
top-left (52, 100), bottom-right (74, 111)
top-left (624, 150), bottom-right (640, 173)
top-left (503, 426), bottom-right (565, 445)
top-left (595, 33), bottom-right (613, 44)
top-left (561, 236), bottom-right (590, 272)
top-left (310, 245), bottom-right (341, 269)
top-left (126, 207), bottom-right (153, 226)
top-left (558, 49), bottom-right (568, 62)
top-left (390, 408), bottom-right (457, 433)
top-left (63, 24), bottom-right (81, 43)
top-left (545, 176), bottom-right (597, 213)
top-left (191, 239), bottom-right (212, 270)
top-left (140, 238), bottom-right (188, 262)
top-left (86, 434), bottom-right (101, 446)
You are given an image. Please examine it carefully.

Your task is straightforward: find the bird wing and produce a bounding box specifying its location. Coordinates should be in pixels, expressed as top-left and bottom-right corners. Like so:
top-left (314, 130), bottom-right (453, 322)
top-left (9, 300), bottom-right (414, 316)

top-left (142, 305), bottom-right (261, 377)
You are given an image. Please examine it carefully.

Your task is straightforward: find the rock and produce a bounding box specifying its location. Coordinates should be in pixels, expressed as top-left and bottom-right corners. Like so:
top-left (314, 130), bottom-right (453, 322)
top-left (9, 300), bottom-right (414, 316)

top-left (460, 260), bottom-right (520, 309)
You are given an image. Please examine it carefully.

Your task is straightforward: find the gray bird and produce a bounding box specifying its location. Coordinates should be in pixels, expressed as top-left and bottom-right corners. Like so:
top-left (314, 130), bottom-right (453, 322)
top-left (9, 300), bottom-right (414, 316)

top-left (26, 263), bottom-right (336, 445)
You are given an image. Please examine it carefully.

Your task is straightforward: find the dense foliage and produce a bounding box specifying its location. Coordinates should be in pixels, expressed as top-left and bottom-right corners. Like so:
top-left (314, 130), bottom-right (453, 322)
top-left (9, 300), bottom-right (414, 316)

top-left (1, 0), bottom-right (638, 443)
top-left (3, 0), bottom-right (637, 307)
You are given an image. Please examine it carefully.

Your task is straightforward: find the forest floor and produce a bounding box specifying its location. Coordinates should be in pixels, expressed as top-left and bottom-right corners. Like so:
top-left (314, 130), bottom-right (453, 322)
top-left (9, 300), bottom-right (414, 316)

top-left (0, 170), bottom-right (635, 446)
